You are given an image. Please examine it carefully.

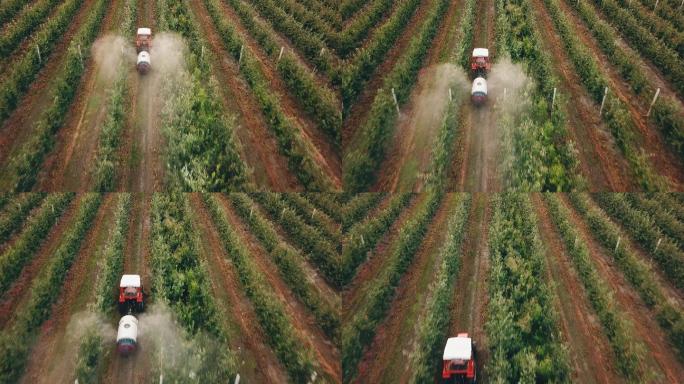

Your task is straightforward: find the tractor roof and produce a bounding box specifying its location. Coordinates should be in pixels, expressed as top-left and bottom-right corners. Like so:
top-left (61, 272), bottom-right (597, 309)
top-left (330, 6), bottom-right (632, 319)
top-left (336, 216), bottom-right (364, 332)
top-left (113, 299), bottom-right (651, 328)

top-left (472, 48), bottom-right (489, 58)
top-left (120, 274), bottom-right (141, 288)
top-left (443, 336), bottom-right (472, 360)
top-left (137, 27), bottom-right (151, 36)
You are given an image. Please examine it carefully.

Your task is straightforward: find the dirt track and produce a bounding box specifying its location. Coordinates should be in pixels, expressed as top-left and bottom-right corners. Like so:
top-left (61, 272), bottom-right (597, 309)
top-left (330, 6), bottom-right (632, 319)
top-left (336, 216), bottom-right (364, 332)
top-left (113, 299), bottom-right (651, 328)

top-left (353, 193), bottom-right (455, 383)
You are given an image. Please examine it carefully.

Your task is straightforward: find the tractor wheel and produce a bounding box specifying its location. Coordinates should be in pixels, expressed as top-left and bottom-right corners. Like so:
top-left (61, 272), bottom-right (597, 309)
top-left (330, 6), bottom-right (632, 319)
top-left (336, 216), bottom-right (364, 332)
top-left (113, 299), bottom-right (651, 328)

top-left (137, 301), bottom-right (144, 313)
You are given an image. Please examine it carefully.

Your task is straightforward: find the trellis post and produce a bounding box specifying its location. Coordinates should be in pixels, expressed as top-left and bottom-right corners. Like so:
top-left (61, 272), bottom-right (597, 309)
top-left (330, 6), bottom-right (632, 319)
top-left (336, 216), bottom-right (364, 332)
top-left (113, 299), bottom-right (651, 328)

top-left (278, 46), bottom-right (284, 62)
top-left (654, 0), bottom-right (659, 11)
top-left (646, 88), bottom-right (660, 117)
top-left (614, 236), bottom-right (621, 253)
top-left (655, 238), bottom-right (662, 253)
top-left (77, 44), bottom-right (83, 68)
top-left (448, 88), bottom-right (453, 102)
top-left (551, 87), bottom-right (557, 110)
top-left (234, 374), bottom-right (240, 384)
top-left (36, 44), bottom-right (41, 63)
top-left (599, 87), bottom-right (608, 116)
top-left (391, 88), bottom-right (399, 114)
top-left (238, 44), bottom-right (244, 66)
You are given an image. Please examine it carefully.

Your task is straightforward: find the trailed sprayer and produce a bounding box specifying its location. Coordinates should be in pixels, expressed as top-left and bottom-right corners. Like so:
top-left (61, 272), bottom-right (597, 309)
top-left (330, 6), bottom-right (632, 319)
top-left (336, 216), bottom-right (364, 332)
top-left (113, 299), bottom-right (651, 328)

top-left (136, 27), bottom-right (152, 74)
top-left (116, 315), bottom-right (139, 356)
top-left (470, 48), bottom-right (490, 106)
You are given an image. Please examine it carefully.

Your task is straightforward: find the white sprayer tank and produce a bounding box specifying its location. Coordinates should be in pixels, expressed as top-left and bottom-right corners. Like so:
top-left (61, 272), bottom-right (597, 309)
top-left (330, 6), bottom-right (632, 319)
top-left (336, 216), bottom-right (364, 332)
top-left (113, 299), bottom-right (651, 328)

top-left (116, 315), bottom-right (138, 356)
top-left (471, 77), bottom-right (488, 105)
top-left (137, 51), bottom-right (151, 74)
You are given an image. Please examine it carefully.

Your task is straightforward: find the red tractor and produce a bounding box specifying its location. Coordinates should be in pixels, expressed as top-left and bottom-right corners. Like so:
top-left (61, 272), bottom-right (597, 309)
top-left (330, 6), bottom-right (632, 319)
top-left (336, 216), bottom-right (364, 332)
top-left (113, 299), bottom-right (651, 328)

top-left (118, 274), bottom-right (144, 314)
top-left (470, 48), bottom-right (491, 78)
top-left (442, 333), bottom-right (477, 383)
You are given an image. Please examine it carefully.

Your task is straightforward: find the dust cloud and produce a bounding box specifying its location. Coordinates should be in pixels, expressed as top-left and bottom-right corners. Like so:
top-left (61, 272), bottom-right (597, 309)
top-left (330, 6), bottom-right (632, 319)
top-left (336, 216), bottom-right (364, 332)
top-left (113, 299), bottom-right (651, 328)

top-left (149, 32), bottom-right (187, 78)
top-left (411, 63), bottom-right (469, 125)
top-left (488, 58), bottom-right (531, 111)
top-left (92, 34), bottom-right (134, 83)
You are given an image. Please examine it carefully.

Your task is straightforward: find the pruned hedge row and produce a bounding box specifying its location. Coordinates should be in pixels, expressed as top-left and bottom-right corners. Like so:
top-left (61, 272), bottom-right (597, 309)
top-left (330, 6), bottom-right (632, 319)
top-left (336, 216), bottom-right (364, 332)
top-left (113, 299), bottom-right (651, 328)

top-left (543, 194), bottom-right (642, 378)
top-left (625, 194), bottom-right (684, 246)
top-left (592, 193), bottom-right (684, 290)
top-left (613, 0), bottom-right (684, 59)
top-left (343, 0), bottom-right (450, 192)
top-left (0, 193), bottom-right (45, 243)
top-left (305, 193), bottom-right (344, 222)
top-left (0, 0), bottom-right (29, 27)
top-left (94, 193), bottom-right (132, 313)
top-left (409, 194), bottom-right (471, 383)
top-left (485, 194), bottom-right (569, 382)
top-left (157, 0), bottom-right (248, 191)
top-left (0, 0), bottom-right (62, 57)
top-left (541, 0), bottom-right (662, 190)
top-left (227, 193), bottom-right (339, 338)
top-left (5, 0), bottom-right (108, 191)
top-left (568, 193), bottom-right (684, 360)
top-left (252, 193), bottom-right (340, 286)
top-left (202, 194), bottom-right (315, 382)
top-left (0, 193), bottom-right (72, 293)
top-left (0, 194), bottom-right (101, 384)
top-left (280, 193), bottom-right (341, 245)
top-left (336, 0), bottom-right (393, 57)
top-left (203, 0), bottom-right (334, 190)
top-left (0, 0), bottom-right (83, 127)
top-left (341, 193), bottom-right (413, 286)
top-left (342, 191), bottom-right (442, 381)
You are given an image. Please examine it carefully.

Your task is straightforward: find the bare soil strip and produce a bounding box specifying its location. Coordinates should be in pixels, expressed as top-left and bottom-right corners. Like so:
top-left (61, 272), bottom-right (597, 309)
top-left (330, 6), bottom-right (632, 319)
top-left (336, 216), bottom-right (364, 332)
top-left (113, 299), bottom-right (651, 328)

top-left (38, 0), bottom-right (123, 191)
top-left (446, 193), bottom-right (490, 383)
top-left (0, 0), bottom-right (96, 168)
top-left (208, 195), bottom-right (341, 382)
top-left (189, 195), bottom-right (290, 383)
top-left (353, 193), bottom-right (456, 384)
top-left (560, 195), bottom-right (684, 382)
top-left (528, 0), bottom-right (634, 191)
top-left (532, 194), bottom-right (623, 384)
top-left (0, 196), bottom-right (81, 329)
top-left (342, 194), bottom-right (425, 322)
top-left (20, 195), bottom-right (116, 384)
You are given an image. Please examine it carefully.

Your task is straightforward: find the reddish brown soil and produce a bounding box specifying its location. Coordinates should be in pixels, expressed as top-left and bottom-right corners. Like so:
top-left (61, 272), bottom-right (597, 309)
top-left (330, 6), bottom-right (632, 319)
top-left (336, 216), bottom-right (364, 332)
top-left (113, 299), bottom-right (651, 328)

top-left (37, 0), bottom-right (122, 191)
top-left (353, 193), bottom-right (455, 384)
top-left (529, 0), bottom-right (634, 191)
top-left (187, 194), bottom-right (289, 383)
top-left (0, 0), bottom-right (96, 171)
top-left (0, 196), bottom-right (80, 328)
top-left (343, 194), bottom-right (424, 322)
top-left (560, 195), bottom-right (684, 382)
top-left (221, 194), bottom-right (338, 300)
top-left (532, 194), bottom-right (623, 383)
top-left (20, 195), bottom-right (116, 384)
top-left (372, 0), bottom-right (464, 192)
top-left (446, 193), bottom-right (490, 383)
top-left (185, 1), bottom-right (304, 191)
top-left (551, 0), bottom-right (684, 190)
top-left (342, 0), bottom-right (433, 147)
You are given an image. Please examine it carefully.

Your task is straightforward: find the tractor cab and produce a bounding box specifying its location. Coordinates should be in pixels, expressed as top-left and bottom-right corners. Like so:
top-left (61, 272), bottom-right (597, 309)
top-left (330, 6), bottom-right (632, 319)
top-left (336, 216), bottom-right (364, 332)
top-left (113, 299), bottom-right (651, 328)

top-left (118, 274), bottom-right (144, 314)
top-left (136, 27), bottom-right (152, 53)
top-left (470, 48), bottom-right (491, 78)
top-left (442, 333), bottom-right (477, 383)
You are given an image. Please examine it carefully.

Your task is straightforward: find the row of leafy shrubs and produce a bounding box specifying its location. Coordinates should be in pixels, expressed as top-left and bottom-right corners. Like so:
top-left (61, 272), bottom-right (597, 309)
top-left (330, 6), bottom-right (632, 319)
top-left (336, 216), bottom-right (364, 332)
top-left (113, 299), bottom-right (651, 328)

top-left (624, 194), bottom-right (684, 246)
top-left (409, 195), bottom-right (471, 383)
top-left (0, 0), bottom-right (30, 27)
top-left (340, 193), bottom-right (413, 286)
top-left (343, 0), bottom-right (450, 192)
top-left (568, 193), bottom-right (684, 360)
top-left (150, 193), bottom-right (237, 379)
top-left (485, 194), bottom-right (569, 382)
top-left (496, 0), bottom-right (580, 191)
top-left (280, 193), bottom-right (341, 245)
top-left (221, 0), bottom-right (341, 147)
top-left (5, 0), bottom-right (108, 191)
top-left (340, 192), bottom-right (384, 231)
top-left (591, 193), bottom-right (684, 290)
top-left (227, 193), bottom-right (340, 339)
top-left (563, 0), bottom-right (684, 160)
top-left (251, 192), bottom-right (340, 286)
top-left (202, 194), bottom-right (316, 382)
top-left (304, 193), bottom-right (345, 222)
top-left (0, 0), bottom-right (84, 127)
top-left (0, 193), bottom-right (73, 293)
top-left (0, 194), bottom-right (101, 383)
top-left (0, 193), bottom-right (45, 243)
top-left (542, 194), bottom-right (643, 379)
top-left (342, 190), bottom-right (442, 381)
top-left (202, 0), bottom-right (335, 190)
top-left (157, 0), bottom-right (248, 191)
